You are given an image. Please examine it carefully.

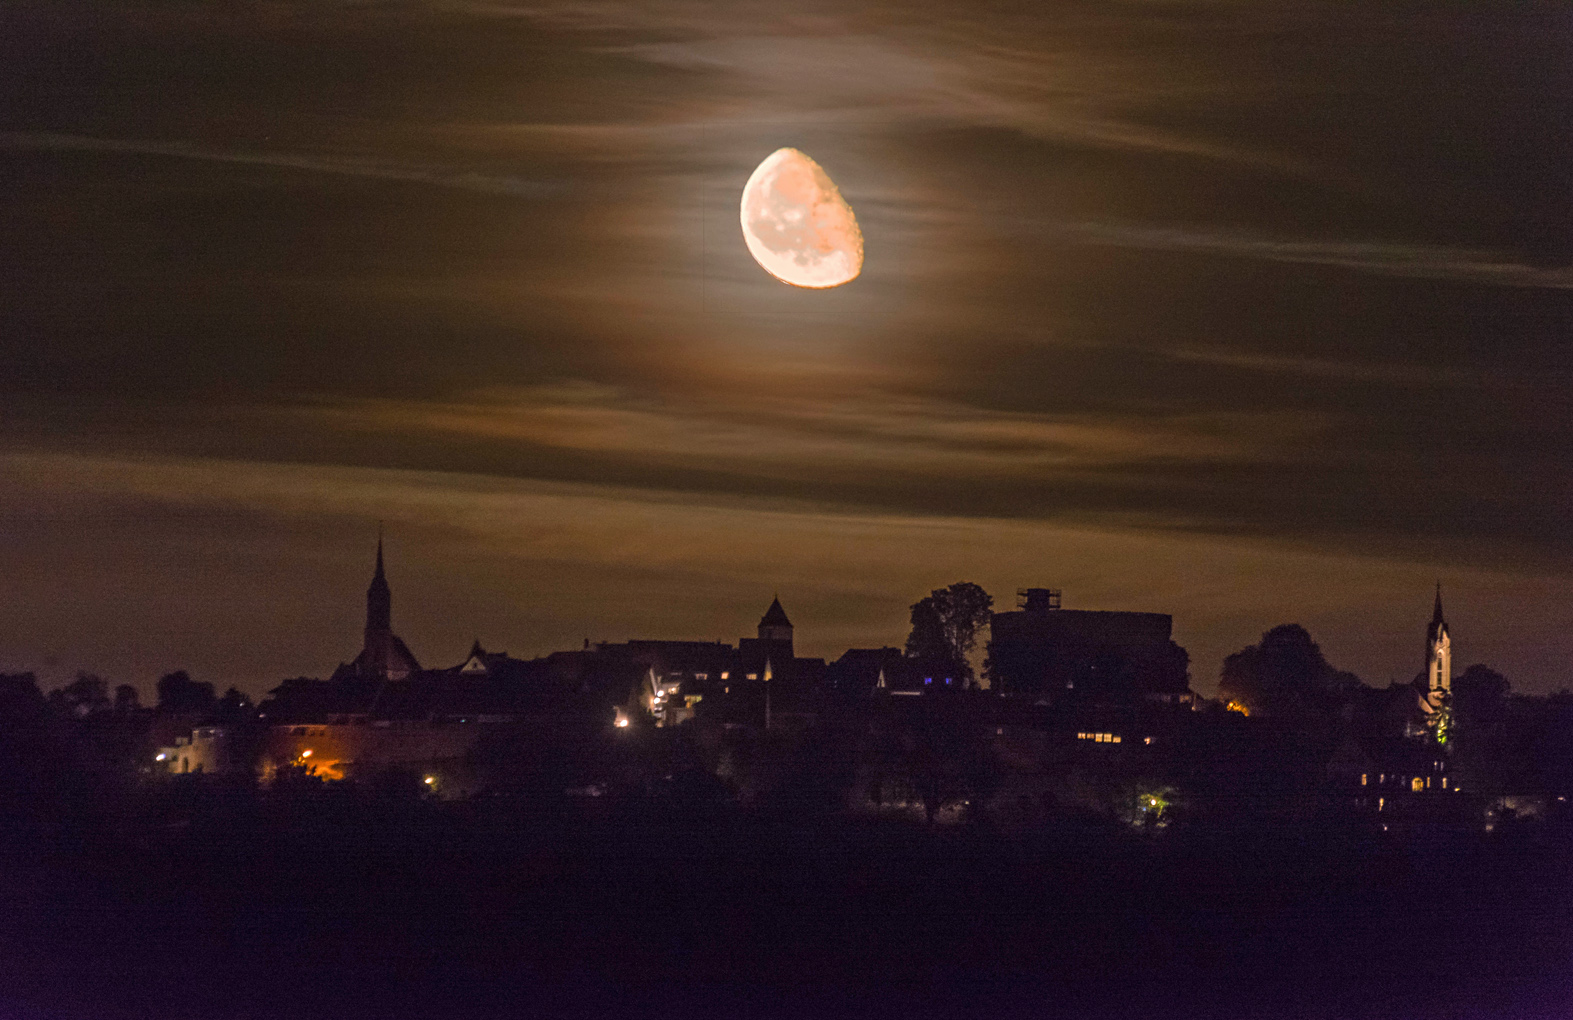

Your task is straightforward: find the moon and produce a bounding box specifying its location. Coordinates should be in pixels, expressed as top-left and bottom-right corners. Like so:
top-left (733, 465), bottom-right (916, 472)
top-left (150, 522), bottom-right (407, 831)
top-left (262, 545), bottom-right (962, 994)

top-left (740, 148), bottom-right (863, 289)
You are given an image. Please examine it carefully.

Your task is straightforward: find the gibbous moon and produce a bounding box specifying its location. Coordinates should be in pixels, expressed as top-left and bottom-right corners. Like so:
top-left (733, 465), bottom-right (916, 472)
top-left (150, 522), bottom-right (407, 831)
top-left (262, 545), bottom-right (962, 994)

top-left (740, 147), bottom-right (863, 289)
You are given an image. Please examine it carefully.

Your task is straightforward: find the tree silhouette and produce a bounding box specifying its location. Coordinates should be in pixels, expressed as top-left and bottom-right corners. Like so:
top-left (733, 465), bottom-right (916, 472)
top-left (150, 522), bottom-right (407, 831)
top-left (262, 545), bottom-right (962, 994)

top-left (905, 582), bottom-right (993, 685)
top-left (1219, 624), bottom-right (1358, 719)
top-left (157, 670), bottom-right (216, 715)
top-left (48, 673), bottom-right (111, 718)
top-left (113, 684), bottom-right (140, 714)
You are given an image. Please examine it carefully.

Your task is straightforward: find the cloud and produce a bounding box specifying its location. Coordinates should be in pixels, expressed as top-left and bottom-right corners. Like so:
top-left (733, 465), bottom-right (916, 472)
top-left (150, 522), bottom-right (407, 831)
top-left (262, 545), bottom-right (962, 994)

top-left (293, 381), bottom-right (1311, 485)
top-left (0, 132), bottom-right (562, 198)
top-left (1163, 348), bottom-right (1482, 388)
top-left (1045, 221), bottom-right (1573, 291)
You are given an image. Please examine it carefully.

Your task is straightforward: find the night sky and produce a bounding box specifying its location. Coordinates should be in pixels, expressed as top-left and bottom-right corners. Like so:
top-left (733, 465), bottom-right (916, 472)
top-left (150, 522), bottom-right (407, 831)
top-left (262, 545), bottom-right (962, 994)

top-left (3, 0), bottom-right (1572, 698)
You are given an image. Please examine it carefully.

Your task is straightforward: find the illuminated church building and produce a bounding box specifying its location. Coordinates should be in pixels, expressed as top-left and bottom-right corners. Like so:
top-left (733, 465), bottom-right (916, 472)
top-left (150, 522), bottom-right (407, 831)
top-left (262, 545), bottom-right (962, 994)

top-left (1411, 584), bottom-right (1451, 739)
top-left (1424, 584), bottom-right (1451, 706)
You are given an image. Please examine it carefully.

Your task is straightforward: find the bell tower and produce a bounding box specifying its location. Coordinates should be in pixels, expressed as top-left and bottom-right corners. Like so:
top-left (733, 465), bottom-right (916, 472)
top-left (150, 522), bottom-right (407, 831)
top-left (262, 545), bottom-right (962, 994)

top-left (1426, 583), bottom-right (1450, 698)
top-left (348, 529), bottom-right (421, 681)
top-left (366, 532), bottom-right (392, 640)
top-left (758, 596), bottom-right (794, 650)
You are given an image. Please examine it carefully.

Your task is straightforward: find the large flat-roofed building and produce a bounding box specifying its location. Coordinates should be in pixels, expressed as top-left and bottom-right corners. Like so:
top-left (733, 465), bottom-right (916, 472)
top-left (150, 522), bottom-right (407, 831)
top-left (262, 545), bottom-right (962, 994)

top-left (988, 588), bottom-right (1192, 704)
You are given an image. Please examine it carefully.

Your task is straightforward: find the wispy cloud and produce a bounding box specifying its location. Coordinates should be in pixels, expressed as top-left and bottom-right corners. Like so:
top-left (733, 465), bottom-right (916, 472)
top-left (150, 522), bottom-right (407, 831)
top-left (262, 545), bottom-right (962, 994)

top-left (295, 381), bottom-right (1314, 486)
top-left (0, 132), bottom-right (562, 198)
top-left (1165, 348), bottom-right (1484, 388)
top-left (1046, 221), bottom-right (1573, 291)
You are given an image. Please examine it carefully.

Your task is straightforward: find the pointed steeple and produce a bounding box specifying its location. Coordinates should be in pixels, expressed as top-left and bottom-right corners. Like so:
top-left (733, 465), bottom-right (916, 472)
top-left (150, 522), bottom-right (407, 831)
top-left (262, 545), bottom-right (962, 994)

top-left (1427, 582), bottom-right (1448, 645)
top-left (758, 595), bottom-right (794, 646)
top-left (759, 596), bottom-right (791, 628)
top-left (366, 530), bottom-right (392, 637)
top-left (350, 529), bottom-right (420, 680)
top-left (1425, 582), bottom-right (1451, 697)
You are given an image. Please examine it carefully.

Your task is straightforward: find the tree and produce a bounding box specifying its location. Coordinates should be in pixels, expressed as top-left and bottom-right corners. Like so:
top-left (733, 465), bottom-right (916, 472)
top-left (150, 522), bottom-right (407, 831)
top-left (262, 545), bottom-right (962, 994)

top-left (892, 699), bottom-right (998, 824)
top-left (113, 684), bottom-right (141, 714)
top-left (905, 598), bottom-right (949, 665)
top-left (905, 582), bottom-right (994, 685)
top-left (0, 673), bottom-right (64, 819)
top-left (216, 687), bottom-right (254, 721)
top-left (1450, 664), bottom-right (1512, 791)
top-left (48, 673), bottom-right (111, 718)
top-left (1219, 624), bottom-right (1357, 719)
top-left (156, 670), bottom-right (216, 715)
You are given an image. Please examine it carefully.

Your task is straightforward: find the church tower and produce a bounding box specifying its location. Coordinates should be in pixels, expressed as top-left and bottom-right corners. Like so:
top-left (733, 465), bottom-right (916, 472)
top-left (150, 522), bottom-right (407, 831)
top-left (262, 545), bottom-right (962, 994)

top-left (1426, 583), bottom-right (1451, 699)
top-left (366, 536), bottom-right (392, 639)
top-left (758, 596), bottom-right (794, 651)
top-left (349, 534), bottom-right (421, 681)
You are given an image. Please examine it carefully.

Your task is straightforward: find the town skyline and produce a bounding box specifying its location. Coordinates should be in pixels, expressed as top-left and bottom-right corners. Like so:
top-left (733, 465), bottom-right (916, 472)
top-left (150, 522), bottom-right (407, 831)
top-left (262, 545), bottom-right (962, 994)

top-left (7, 515), bottom-right (1568, 703)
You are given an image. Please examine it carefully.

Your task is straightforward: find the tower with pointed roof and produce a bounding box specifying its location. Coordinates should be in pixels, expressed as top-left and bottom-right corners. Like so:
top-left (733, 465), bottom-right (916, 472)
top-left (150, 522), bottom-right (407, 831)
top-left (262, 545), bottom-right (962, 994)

top-left (758, 596), bottom-right (794, 647)
top-left (349, 534), bottom-right (422, 681)
top-left (1406, 582), bottom-right (1454, 744)
top-left (738, 595), bottom-right (796, 680)
top-left (1425, 583), bottom-right (1450, 700)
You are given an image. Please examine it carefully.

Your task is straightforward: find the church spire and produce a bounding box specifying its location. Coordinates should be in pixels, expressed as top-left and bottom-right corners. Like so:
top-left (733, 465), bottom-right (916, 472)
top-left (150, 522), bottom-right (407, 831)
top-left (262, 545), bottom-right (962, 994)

top-left (366, 530), bottom-right (392, 638)
top-left (349, 528), bottom-right (420, 681)
top-left (1425, 582), bottom-right (1451, 698)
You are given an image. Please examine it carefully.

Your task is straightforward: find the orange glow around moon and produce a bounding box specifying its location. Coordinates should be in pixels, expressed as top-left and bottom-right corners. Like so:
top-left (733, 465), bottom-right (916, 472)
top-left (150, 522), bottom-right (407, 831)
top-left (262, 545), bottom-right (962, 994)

top-left (740, 148), bottom-right (863, 289)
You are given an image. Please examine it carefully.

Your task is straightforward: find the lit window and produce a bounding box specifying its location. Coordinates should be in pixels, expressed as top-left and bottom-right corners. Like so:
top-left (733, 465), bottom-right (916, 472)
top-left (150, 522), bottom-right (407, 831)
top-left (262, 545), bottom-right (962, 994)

top-left (720, 672), bottom-right (729, 680)
top-left (1361, 774), bottom-right (1368, 786)
top-left (1143, 737), bottom-right (1153, 745)
top-left (747, 673), bottom-right (757, 680)
top-left (1378, 797), bottom-right (1384, 811)
top-left (1442, 778), bottom-right (1447, 789)
top-left (1412, 777), bottom-right (1424, 792)
top-left (696, 673), bottom-right (708, 680)
top-left (1112, 735), bottom-right (1121, 743)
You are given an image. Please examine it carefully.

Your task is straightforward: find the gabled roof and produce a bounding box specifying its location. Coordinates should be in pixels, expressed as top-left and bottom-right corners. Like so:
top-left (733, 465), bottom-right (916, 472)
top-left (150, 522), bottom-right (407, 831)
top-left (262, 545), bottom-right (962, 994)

top-left (759, 597), bottom-right (792, 629)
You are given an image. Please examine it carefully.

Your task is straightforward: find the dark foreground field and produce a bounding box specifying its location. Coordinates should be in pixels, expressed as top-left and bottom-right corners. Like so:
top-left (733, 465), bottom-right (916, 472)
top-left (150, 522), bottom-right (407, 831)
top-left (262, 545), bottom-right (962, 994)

top-left (2, 787), bottom-right (1571, 1020)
